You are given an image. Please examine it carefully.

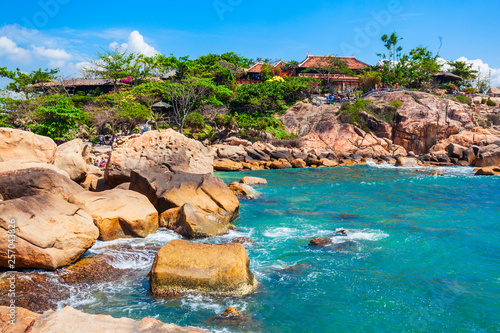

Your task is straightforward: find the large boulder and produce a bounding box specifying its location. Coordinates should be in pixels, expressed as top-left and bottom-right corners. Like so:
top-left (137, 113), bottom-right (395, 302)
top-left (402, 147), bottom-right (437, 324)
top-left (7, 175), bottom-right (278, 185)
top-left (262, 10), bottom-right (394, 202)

top-left (54, 139), bottom-right (90, 183)
top-left (228, 182), bottom-right (260, 199)
top-left (130, 171), bottom-right (239, 238)
top-left (0, 195), bottom-right (98, 270)
top-left (69, 189), bottom-right (158, 241)
top-left (24, 306), bottom-right (209, 333)
top-left (105, 129), bottom-right (213, 187)
top-left (0, 166), bottom-right (84, 201)
top-left (213, 159), bottom-right (243, 171)
top-left (475, 166), bottom-right (500, 176)
top-left (396, 156), bottom-right (419, 167)
top-left (217, 145), bottom-right (247, 160)
top-left (0, 306), bottom-right (40, 333)
top-left (475, 144), bottom-right (500, 167)
top-left (240, 176), bottom-right (268, 185)
top-left (0, 128), bottom-right (57, 164)
top-left (150, 239), bottom-right (258, 297)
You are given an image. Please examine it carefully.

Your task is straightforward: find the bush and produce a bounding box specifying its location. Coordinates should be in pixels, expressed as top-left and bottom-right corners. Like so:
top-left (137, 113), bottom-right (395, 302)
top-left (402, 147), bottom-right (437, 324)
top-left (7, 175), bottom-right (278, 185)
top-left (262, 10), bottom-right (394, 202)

top-left (487, 99), bottom-right (497, 107)
top-left (456, 95), bottom-right (472, 106)
top-left (481, 98), bottom-right (487, 104)
top-left (185, 112), bottom-right (206, 130)
top-left (389, 100), bottom-right (403, 109)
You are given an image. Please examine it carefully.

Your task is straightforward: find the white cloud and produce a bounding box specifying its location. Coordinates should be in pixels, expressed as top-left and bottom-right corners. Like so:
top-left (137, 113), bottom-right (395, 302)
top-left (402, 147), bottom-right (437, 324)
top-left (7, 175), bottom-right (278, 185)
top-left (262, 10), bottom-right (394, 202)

top-left (110, 30), bottom-right (159, 57)
top-left (455, 57), bottom-right (500, 86)
top-left (0, 36), bottom-right (31, 62)
top-left (32, 46), bottom-right (73, 67)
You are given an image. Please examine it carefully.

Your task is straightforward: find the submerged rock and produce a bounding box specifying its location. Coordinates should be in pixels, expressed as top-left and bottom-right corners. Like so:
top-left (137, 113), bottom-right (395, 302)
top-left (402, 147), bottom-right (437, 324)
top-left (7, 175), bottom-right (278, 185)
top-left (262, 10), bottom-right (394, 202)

top-left (229, 237), bottom-right (255, 244)
top-left (0, 194), bottom-right (99, 270)
top-left (24, 306), bottom-right (209, 332)
top-left (150, 239), bottom-right (258, 297)
top-left (429, 170), bottom-right (445, 176)
top-left (308, 237), bottom-right (333, 247)
top-left (69, 189), bottom-right (158, 241)
top-left (240, 176), bottom-right (268, 185)
top-left (130, 171), bottom-right (239, 239)
top-left (211, 307), bottom-right (253, 325)
top-left (228, 182), bottom-right (260, 199)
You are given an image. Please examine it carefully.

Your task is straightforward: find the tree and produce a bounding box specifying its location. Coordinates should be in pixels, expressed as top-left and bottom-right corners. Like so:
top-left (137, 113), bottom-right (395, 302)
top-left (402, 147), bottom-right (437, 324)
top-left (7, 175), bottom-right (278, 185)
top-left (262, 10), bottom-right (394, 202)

top-left (359, 71), bottom-right (382, 92)
top-left (447, 60), bottom-right (478, 88)
top-left (0, 67), bottom-right (59, 100)
top-left (377, 33), bottom-right (404, 71)
top-left (82, 49), bottom-right (138, 92)
top-left (160, 80), bottom-right (209, 133)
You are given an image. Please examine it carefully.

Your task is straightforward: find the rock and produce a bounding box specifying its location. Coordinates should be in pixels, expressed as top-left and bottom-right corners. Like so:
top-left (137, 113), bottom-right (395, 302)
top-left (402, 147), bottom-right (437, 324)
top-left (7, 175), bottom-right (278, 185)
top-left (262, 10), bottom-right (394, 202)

top-left (0, 128), bottom-right (56, 164)
top-left (80, 175), bottom-right (112, 192)
top-left (359, 111), bottom-right (393, 139)
top-left (54, 152), bottom-right (88, 183)
top-left (291, 158), bottom-right (307, 168)
top-left (475, 144), bottom-right (500, 167)
top-left (54, 139), bottom-right (89, 182)
top-left (69, 189), bottom-right (158, 241)
top-left (245, 148), bottom-right (270, 161)
top-left (224, 137), bottom-right (252, 147)
top-left (212, 307), bottom-right (253, 325)
top-left (475, 166), bottom-right (500, 176)
top-left (0, 194), bottom-right (98, 270)
top-left (429, 170), bottom-right (445, 176)
top-left (0, 306), bottom-right (40, 333)
top-left (228, 182), bottom-right (260, 199)
top-left (446, 143), bottom-right (467, 159)
top-left (130, 171), bottom-right (239, 238)
top-left (229, 237), bottom-right (254, 244)
top-left (463, 147), bottom-right (476, 165)
top-left (105, 129), bottom-right (213, 187)
top-left (308, 237), bottom-right (333, 247)
top-left (396, 157), bottom-right (419, 167)
top-left (0, 166), bottom-right (84, 201)
top-left (240, 176), bottom-right (268, 185)
top-left (150, 239), bottom-right (258, 297)
top-left (115, 182), bottom-right (130, 190)
top-left (271, 149), bottom-right (293, 161)
top-left (319, 159), bottom-right (338, 167)
top-left (213, 159), bottom-right (243, 171)
top-left (217, 145), bottom-right (247, 160)
top-left (24, 306), bottom-right (209, 333)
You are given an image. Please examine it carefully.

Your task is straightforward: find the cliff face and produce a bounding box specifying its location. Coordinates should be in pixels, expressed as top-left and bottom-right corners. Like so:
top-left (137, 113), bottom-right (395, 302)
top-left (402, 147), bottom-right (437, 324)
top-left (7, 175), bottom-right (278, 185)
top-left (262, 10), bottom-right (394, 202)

top-left (280, 91), bottom-right (478, 156)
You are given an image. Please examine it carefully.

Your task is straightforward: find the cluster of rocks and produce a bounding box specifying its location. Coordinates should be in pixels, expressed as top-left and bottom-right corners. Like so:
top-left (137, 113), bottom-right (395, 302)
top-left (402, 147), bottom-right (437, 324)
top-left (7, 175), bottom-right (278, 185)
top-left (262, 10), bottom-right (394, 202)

top-left (0, 305), bottom-right (209, 333)
top-left (0, 127), bottom-right (260, 318)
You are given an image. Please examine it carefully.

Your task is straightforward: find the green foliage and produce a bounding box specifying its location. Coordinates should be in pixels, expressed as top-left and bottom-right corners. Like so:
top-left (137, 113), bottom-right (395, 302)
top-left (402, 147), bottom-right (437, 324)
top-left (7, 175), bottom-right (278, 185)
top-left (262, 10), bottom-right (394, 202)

top-left (389, 100), bottom-right (403, 108)
top-left (0, 67), bottom-right (59, 99)
top-left (83, 49), bottom-right (137, 90)
top-left (29, 95), bottom-right (86, 141)
top-left (447, 60), bottom-right (478, 88)
top-left (359, 71), bottom-right (382, 92)
top-left (230, 77), bottom-right (316, 115)
top-left (456, 95), bottom-right (472, 106)
top-left (481, 98), bottom-right (487, 104)
top-left (233, 113), bottom-right (296, 140)
top-left (487, 99), bottom-right (497, 107)
top-left (185, 112), bottom-right (206, 130)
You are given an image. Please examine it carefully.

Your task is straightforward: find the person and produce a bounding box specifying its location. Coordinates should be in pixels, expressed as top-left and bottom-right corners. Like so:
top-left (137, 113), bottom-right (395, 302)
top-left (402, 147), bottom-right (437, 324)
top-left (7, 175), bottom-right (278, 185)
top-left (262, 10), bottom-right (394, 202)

top-left (98, 135), bottom-right (103, 145)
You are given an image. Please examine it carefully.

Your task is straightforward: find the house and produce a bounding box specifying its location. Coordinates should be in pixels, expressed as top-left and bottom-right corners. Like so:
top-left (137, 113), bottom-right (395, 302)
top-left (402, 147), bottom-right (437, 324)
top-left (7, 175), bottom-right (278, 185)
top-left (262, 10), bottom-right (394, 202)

top-left (33, 79), bottom-right (126, 95)
top-left (295, 53), bottom-right (369, 93)
top-left (241, 60), bottom-right (290, 83)
top-left (431, 72), bottom-right (463, 85)
top-left (487, 87), bottom-right (500, 97)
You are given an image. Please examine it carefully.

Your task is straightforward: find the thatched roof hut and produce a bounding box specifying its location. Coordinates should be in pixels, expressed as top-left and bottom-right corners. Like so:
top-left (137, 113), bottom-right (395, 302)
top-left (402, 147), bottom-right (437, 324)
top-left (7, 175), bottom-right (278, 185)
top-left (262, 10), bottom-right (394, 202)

top-left (431, 72), bottom-right (463, 84)
top-left (33, 79), bottom-right (123, 94)
top-left (487, 87), bottom-right (500, 97)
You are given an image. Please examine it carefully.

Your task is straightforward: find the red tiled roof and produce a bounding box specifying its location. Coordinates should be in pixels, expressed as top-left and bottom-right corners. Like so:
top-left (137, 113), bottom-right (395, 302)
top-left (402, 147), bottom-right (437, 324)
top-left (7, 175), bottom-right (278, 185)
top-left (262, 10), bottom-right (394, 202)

top-left (298, 54), bottom-right (369, 70)
top-left (246, 62), bottom-right (265, 73)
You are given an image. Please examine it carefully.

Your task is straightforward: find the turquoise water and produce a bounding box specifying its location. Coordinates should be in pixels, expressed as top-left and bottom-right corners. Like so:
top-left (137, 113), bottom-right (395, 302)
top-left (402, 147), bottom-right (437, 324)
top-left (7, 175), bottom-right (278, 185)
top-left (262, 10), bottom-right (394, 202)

top-left (72, 164), bottom-right (499, 332)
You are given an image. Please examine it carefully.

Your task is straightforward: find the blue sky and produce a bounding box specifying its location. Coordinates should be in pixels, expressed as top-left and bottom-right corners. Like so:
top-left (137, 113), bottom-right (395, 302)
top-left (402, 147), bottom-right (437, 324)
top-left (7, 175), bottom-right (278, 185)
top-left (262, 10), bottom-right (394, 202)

top-left (1, 0), bottom-right (499, 85)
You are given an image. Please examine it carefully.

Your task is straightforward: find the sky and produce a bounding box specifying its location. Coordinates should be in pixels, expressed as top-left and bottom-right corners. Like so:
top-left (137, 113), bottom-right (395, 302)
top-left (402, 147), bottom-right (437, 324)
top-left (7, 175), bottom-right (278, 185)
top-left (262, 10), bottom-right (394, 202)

top-left (0, 0), bottom-right (499, 87)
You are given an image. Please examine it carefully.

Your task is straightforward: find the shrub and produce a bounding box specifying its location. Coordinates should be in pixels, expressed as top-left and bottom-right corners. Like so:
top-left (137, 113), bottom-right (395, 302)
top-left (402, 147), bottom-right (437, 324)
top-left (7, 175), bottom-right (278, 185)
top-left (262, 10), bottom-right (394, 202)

top-left (185, 112), bottom-right (206, 130)
top-left (456, 95), bottom-right (472, 106)
top-left (389, 100), bottom-right (403, 109)
top-left (486, 99), bottom-right (497, 107)
top-left (481, 98), bottom-right (487, 104)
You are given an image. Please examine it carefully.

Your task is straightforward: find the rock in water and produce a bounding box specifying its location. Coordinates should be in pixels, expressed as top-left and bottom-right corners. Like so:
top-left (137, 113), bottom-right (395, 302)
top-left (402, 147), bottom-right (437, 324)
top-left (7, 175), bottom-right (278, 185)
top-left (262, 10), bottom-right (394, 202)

top-left (104, 129), bottom-right (213, 187)
top-left (213, 159), bottom-right (243, 171)
top-left (240, 176), bottom-right (268, 185)
top-left (150, 239), bottom-right (258, 297)
top-left (308, 237), bottom-right (333, 247)
top-left (396, 156), bottom-right (419, 167)
top-left (475, 144), bottom-right (500, 167)
top-left (0, 306), bottom-right (40, 332)
top-left (0, 194), bottom-right (99, 270)
top-left (0, 128), bottom-right (57, 164)
top-left (475, 166), bottom-right (500, 176)
top-left (0, 166), bottom-right (84, 201)
top-left (228, 182), bottom-right (260, 199)
top-left (130, 171), bottom-right (239, 238)
top-left (69, 189), bottom-right (158, 241)
top-left (23, 306), bottom-right (209, 333)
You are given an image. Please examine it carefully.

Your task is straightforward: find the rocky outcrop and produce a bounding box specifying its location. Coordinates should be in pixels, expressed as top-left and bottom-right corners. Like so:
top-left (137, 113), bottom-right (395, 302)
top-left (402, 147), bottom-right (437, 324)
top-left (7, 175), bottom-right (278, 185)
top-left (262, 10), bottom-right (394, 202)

top-left (0, 166), bottom-right (84, 201)
top-left (130, 171), bottom-right (239, 238)
top-left (475, 144), bottom-right (500, 167)
top-left (0, 306), bottom-right (40, 333)
top-left (69, 189), bottom-right (158, 241)
top-left (213, 159), bottom-right (243, 171)
top-left (105, 129), bottom-right (213, 187)
top-left (53, 139), bottom-right (90, 183)
top-left (475, 166), bottom-right (500, 175)
top-left (24, 306), bottom-right (209, 333)
top-left (0, 195), bottom-right (98, 270)
top-left (150, 239), bottom-right (258, 297)
top-left (369, 91), bottom-right (473, 154)
top-left (0, 128), bottom-right (57, 164)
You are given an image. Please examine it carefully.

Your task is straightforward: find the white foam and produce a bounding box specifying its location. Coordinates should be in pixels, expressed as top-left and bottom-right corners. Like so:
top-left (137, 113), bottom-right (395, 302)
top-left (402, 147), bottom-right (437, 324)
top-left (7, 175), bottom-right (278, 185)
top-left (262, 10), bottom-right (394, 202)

top-left (263, 227), bottom-right (299, 238)
top-left (329, 228), bottom-right (389, 244)
top-left (365, 160), bottom-right (476, 177)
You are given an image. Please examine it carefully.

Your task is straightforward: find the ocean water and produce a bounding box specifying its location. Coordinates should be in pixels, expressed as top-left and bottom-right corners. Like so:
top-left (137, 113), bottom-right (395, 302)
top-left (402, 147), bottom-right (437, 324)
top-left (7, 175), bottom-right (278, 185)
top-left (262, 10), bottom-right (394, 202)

top-left (65, 164), bottom-right (500, 332)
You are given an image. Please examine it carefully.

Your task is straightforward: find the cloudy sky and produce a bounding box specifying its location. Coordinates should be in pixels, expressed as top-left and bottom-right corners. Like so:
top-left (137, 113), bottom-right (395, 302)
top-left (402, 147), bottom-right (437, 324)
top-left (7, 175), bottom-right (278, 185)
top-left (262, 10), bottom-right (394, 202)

top-left (0, 0), bottom-right (499, 87)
